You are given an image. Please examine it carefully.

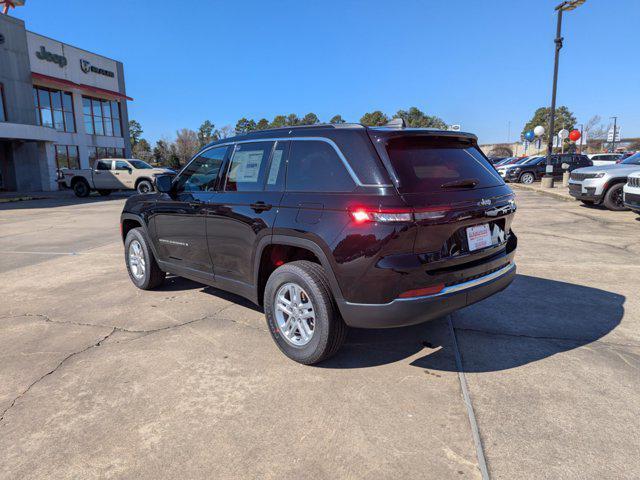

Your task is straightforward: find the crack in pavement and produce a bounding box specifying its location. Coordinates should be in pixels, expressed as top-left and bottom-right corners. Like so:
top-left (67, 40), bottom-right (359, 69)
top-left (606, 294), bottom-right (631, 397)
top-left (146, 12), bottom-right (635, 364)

top-left (0, 307), bottom-right (268, 427)
top-left (0, 328), bottom-right (116, 427)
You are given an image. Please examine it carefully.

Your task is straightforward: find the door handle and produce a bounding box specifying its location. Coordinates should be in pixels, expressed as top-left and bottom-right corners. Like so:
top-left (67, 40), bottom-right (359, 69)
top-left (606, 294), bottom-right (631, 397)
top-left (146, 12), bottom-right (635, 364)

top-left (250, 201), bottom-right (272, 212)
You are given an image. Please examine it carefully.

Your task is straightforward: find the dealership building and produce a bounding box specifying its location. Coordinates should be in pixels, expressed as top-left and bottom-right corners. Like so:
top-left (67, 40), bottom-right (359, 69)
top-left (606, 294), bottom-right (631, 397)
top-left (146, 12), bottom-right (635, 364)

top-left (0, 14), bottom-right (131, 191)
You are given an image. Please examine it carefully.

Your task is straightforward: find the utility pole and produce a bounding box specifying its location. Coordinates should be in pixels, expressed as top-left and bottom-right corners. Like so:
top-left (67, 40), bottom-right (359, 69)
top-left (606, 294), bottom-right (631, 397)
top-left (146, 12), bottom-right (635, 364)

top-left (610, 116), bottom-right (618, 153)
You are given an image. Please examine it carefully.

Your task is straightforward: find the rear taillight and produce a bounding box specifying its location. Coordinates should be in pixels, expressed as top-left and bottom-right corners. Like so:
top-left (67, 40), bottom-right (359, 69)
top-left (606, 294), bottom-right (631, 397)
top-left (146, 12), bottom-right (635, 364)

top-left (350, 208), bottom-right (413, 223)
top-left (349, 206), bottom-right (450, 223)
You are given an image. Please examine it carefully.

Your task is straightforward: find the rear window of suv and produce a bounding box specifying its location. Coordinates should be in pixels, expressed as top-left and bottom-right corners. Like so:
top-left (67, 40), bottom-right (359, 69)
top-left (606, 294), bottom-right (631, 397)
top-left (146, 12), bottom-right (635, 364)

top-left (386, 136), bottom-right (504, 193)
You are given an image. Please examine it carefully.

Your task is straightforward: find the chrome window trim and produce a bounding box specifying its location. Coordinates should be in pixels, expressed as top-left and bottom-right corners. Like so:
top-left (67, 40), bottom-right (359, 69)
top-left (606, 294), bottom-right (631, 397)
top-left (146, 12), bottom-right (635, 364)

top-left (179, 137), bottom-right (392, 188)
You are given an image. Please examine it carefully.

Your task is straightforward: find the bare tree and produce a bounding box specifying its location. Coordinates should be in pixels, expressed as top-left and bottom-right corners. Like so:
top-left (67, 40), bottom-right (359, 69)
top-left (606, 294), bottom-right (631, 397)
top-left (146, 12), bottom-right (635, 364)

top-left (174, 128), bottom-right (199, 165)
top-left (216, 125), bottom-right (234, 139)
top-left (583, 115), bottom-right (607, 152)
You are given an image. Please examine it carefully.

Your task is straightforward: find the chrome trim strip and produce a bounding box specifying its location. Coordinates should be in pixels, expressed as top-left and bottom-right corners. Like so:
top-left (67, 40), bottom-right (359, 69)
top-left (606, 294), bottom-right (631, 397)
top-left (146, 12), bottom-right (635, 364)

top-left (180, 137), bottom-right (393, 188)
top-left (345, 263), bottom-right (516, 307)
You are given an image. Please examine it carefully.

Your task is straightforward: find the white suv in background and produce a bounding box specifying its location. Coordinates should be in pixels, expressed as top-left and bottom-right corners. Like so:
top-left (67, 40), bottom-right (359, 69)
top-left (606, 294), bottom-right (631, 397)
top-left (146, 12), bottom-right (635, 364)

top-left (623, 171), bottom-right (640, 214)
top-left (588, 153), bottom-right (623, 166)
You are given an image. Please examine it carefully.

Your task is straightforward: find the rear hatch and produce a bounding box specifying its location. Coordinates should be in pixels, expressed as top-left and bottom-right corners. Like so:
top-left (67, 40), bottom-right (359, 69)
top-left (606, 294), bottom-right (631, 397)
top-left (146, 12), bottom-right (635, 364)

top-left (371, 131), bottom-right (515, 260)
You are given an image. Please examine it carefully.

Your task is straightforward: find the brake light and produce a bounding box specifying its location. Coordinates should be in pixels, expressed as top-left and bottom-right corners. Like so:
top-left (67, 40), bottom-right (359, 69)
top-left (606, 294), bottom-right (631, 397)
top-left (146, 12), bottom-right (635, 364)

top-left (398, 283), bottom-right (445, 298)
top-left (349, 206), bottom-right (449, 223)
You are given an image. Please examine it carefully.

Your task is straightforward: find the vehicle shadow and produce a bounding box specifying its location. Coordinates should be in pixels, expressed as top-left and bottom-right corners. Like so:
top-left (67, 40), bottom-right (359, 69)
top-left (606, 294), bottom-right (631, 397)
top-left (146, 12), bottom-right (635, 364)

top-left (320, 274), bottom-right (624, 372)
top-left (0, 191), bottom-right (135, 211)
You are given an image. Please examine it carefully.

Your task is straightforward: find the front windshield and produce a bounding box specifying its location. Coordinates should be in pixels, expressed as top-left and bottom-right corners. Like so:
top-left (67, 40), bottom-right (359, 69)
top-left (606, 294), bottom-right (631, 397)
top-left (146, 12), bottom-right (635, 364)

top-left (129, 160), bottom-right (153, 169)
top-left (621, 153), bottom-right (640, 165)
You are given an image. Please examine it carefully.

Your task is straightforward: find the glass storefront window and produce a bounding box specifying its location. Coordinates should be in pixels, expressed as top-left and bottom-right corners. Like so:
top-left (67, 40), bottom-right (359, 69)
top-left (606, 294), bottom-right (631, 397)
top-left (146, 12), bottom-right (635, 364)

top-left (33, 86), bottom-right (75, 132)
top-left (55, 145), bottom-right (80, 170)
top-left (82, 95), bottom-right (123, 138)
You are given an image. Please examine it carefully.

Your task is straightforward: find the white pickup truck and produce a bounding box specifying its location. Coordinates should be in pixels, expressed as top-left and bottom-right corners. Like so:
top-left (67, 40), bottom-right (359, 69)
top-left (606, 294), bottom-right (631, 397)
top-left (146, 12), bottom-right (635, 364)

top-left (59, 158), bottom-right (175, 197)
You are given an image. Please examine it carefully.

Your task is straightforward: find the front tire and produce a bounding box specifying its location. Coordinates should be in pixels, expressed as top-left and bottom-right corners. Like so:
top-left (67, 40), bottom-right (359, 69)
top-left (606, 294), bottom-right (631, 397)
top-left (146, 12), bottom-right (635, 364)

top-left (73, 180), bottom-right (90, 197)
top-left (137, 180), bottom-right (154, 194)
top-left (264, 261), bottom-right (347, 365)
top-left (519, 172), bottom-right (535, 184)
top-left (603, 184), bottom-right (627, 211)
top-left (124, 227), bottom-right (165, 289)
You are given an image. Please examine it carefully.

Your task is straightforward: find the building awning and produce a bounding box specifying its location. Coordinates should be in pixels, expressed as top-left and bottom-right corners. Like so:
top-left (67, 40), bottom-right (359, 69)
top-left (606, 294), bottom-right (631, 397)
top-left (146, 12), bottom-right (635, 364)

top-left (31, 73), bottom-right (134, 101)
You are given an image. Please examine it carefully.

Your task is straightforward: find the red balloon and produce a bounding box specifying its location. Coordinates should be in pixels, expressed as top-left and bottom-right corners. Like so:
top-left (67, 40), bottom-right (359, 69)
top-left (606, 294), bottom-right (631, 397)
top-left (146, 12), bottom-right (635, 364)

top-left (569, 129), bottom-right (581, 141)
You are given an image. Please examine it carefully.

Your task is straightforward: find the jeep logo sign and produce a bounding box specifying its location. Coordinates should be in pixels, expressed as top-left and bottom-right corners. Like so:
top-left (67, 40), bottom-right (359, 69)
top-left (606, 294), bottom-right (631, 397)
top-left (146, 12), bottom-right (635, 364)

top-left (79, 58), bottom-right (115, 78)
top-left (35, 45), bottom-right (67, 68)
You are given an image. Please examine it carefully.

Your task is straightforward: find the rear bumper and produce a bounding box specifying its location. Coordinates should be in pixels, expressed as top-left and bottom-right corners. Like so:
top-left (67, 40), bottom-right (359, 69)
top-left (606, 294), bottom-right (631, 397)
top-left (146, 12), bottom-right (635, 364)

top-left (338, 263), bottom-right (516, 328)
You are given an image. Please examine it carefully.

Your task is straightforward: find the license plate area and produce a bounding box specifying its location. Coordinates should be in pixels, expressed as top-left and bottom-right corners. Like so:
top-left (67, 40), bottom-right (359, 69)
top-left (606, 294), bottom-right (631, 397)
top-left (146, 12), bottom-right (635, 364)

top-left (441, 220), bottom-right (507, 258)
top-left (466, 224), bottom-right (492, 251)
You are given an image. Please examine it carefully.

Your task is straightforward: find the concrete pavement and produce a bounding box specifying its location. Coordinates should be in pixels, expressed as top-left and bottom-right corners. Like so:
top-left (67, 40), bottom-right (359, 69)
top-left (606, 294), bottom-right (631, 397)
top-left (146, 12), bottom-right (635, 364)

top-left (0, 191), bottom-right (638, 479)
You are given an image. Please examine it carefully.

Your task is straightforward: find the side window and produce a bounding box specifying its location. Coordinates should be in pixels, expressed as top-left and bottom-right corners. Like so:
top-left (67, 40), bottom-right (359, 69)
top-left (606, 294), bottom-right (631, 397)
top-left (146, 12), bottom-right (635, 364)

top-left (224, 141), bottom-right (274, 192)
top-left (115, 160), bottom-right (130, 170)
top-left (175, 146), bottom-right (228, 193)
top-left (265, 141), bottom-right (288, 191)
top-left (96, 160), bottom-right (111, 170)
top-left (286, 140), bottom-right (355, 192)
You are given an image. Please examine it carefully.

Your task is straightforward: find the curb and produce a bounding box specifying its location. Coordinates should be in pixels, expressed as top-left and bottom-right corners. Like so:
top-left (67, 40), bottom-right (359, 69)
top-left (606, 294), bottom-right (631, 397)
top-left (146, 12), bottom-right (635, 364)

top-left (0, 196), bottom-right (38, 203)
top-left (510, 183), bottom-right (574, 202)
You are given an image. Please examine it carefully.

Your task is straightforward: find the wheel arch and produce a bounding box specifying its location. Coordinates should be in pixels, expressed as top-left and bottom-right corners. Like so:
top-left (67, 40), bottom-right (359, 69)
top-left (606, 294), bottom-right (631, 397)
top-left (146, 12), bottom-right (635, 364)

top-left (253, 235), bottom-right (345, 308)
top-left (135, 177), bottom-right (154, 188)
top-left (120, 213), bottom-right (161, 259)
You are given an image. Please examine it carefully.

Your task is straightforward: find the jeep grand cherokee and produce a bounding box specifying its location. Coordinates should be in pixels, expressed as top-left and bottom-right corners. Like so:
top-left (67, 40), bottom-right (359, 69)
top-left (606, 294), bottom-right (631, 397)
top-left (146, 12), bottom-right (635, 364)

top-left (120, 120), bottom-right (517, 364)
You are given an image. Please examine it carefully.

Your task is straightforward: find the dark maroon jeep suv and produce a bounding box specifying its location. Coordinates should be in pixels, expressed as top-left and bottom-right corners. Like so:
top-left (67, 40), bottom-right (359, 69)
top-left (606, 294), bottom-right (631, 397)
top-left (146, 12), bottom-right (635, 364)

top-left (120, 121), bottom-right (517, 364)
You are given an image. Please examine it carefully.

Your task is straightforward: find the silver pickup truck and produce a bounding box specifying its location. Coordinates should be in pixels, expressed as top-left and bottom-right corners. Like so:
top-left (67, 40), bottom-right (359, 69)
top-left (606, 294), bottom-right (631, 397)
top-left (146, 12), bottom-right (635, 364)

top-left (59, 158), bottom-right (174, 197)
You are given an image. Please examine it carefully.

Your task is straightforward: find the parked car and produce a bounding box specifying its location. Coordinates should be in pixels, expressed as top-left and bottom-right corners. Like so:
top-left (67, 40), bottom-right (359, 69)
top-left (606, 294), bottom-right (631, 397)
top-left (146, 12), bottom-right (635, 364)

top-left (120, 122), bottom-right (518, 364)
top-left (587, 153), bottom-right (623, 166)
top-left (496, 156), bottom-right (541, 181)
top-left (569, 153), bottom-right (640, 210)
top-left (623, 171), bottom-right (640, 214)
top-left (499, 154), bottom-right (591, 184)
top-left (487, 156), bottom-right (507, 164)
top-left (60, 159), bottom-right (175, 197)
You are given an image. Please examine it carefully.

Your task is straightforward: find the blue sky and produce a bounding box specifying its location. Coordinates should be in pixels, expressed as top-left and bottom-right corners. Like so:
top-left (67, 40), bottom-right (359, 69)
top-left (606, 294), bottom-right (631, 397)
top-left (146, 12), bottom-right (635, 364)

top-left (12, 0), bottom-right (640, 144)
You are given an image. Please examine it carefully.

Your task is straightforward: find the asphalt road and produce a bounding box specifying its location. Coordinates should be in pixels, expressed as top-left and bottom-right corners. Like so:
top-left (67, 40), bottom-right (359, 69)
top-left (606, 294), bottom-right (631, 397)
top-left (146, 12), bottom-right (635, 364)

top-left (1, 191), bottom-right (639, 479)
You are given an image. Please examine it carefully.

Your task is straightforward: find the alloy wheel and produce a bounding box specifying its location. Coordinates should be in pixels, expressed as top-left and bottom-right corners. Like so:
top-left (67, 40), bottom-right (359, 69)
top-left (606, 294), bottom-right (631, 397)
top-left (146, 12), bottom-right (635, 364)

top-left (274, 282), bottom-right (316, 347)
top-left (128, 239), bottom-right (146, 279)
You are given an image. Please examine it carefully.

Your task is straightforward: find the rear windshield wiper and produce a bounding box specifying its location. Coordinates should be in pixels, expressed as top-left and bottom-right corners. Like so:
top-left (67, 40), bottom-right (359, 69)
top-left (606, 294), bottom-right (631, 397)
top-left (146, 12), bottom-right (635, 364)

top-left (440, 178), bottom-right (479, 189)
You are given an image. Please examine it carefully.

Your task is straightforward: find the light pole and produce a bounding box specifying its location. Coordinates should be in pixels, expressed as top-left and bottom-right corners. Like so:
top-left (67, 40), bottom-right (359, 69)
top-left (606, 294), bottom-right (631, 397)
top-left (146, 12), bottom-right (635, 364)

top-left (543, 0), bottom-right (586, 188)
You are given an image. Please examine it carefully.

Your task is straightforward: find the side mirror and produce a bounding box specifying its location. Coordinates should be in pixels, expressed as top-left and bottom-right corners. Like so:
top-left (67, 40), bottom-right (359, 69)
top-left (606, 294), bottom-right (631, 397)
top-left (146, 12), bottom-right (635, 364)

top-left (155, 174), bottom-right (173, 193)
top-left (127, 167), bottom-right (133, 174)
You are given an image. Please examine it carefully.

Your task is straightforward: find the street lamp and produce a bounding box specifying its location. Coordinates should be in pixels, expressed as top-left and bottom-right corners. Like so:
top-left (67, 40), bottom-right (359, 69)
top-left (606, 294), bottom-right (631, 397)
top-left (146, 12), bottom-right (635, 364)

top-left (543, 0), bottom-right (586, 188)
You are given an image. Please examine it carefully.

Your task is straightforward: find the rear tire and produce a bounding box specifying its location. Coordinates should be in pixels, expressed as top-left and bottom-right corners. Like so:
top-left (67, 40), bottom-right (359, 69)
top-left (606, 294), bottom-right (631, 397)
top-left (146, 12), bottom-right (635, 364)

top-left (603, 184), bottom-right (627, 211)
top-left (72, 180), bottom-right (90, 197)
top-left (98, 190), bottom-right (111, 196)
top-left (519, 172), bottom-right (535, 184)
top-left (137, 180), bottom-right (153, 194)
top-left (264, 260), bottom-right (347, 365)
top-left (124, 227), bottom-right (165, 290)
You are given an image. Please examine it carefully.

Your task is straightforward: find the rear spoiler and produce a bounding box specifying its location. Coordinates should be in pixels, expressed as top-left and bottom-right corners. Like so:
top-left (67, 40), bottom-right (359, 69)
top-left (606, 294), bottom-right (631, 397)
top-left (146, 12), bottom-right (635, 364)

top-left (366, 127), bottom-right (481, 189)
